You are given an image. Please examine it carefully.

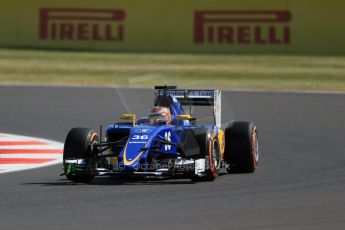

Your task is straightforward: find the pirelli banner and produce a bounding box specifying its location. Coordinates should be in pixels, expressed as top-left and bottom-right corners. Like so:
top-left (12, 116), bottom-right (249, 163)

top-left (0, 0), bottom-right (344, 54)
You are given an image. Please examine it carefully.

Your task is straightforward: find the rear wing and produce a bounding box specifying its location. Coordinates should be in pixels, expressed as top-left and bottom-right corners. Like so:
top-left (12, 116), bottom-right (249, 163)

top-left (154, 86), bottom-right (221, 128)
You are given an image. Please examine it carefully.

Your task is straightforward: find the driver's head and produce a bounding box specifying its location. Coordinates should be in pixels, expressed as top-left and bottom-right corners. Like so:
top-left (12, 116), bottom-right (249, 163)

top-left (149, 106), bottom-right (172, 125)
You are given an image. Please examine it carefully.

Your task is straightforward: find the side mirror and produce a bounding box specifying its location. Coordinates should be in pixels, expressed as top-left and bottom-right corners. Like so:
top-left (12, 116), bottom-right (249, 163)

top-left (120, 114), bottom-right (136, 126)
top-left (176, 114), bottom-right (196, 125)
top-left (176, 114), bottom-right (192, 120)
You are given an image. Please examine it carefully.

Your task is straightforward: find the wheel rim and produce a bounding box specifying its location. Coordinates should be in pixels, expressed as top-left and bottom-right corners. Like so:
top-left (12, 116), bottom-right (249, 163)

top-left (254, 134), bottom-right (259, 162)
top-left (212, 139), bottom-right (220, 170)
top-left (252, 128), bottom-right (259, 165)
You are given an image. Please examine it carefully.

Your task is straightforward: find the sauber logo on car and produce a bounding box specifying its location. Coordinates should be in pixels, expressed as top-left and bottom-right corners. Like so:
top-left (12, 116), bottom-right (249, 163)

top-left (194, 10), bottom-right (292, 45)
top-left (133, 128), bottom-right (152, 134)
top-left (39, 8), bottom-right (125, 42)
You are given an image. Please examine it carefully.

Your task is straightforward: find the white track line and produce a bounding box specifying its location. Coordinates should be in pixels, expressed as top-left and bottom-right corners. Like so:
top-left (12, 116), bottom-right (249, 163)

top-left (0, 145), bottom-right (62, 149)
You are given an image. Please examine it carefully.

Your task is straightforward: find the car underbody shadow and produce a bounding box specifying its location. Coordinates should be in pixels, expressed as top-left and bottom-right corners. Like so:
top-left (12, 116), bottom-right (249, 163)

top-left (22, 170), bottom-right (231, 186)
top-left (22, 176), bottom-right (195, 186)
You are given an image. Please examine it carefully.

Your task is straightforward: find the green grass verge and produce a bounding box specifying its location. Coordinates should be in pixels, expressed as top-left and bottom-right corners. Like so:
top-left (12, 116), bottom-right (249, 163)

top-left (1, 48), bottom-right (345, 92)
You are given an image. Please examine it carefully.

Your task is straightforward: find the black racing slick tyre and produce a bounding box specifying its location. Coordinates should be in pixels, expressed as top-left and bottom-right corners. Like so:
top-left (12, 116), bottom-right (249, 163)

top-left (224, 122), bottom-right (259, 173)
top-left (63, 128), bottom-right (99, 183)
top-left (191, 128), bottom-right (221, 182)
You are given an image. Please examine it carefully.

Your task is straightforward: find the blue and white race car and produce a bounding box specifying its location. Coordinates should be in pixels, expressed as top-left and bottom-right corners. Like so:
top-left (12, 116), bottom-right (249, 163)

top-left (63, 86), bottom-right (259, 183)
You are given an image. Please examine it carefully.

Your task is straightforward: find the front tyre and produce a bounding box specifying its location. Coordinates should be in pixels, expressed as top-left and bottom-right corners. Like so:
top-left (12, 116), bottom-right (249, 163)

top-left (224, 122), bottom-right (259, 173)
top-left (205, 137), bottom-right (221, 181)
top-left (63, 128), bottom-right (99, 183)
top-left (191, 129), bottom-right (221, 182)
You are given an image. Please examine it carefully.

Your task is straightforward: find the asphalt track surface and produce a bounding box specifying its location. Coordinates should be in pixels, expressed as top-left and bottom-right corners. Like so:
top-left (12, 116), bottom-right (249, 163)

top-left (0, 85), bottom-right (344, 230)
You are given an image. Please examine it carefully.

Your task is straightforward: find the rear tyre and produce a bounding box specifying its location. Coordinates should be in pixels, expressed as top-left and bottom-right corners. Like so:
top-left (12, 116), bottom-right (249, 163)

top-left (224, 122), bottom-right (259, 173)
top-left (191, 129), bottom-right (221, 182)
top-left (63, 128), bottom-right (99, 183)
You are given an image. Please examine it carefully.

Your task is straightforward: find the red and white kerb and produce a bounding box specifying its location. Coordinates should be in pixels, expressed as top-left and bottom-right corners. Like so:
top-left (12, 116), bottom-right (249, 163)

top-left (0, 133), bottom-right (63, 174)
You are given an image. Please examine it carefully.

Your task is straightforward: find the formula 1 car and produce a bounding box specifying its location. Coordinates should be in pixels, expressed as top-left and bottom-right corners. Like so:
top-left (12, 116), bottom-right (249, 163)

top-left (62, 86), bottom-right (259, 183)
